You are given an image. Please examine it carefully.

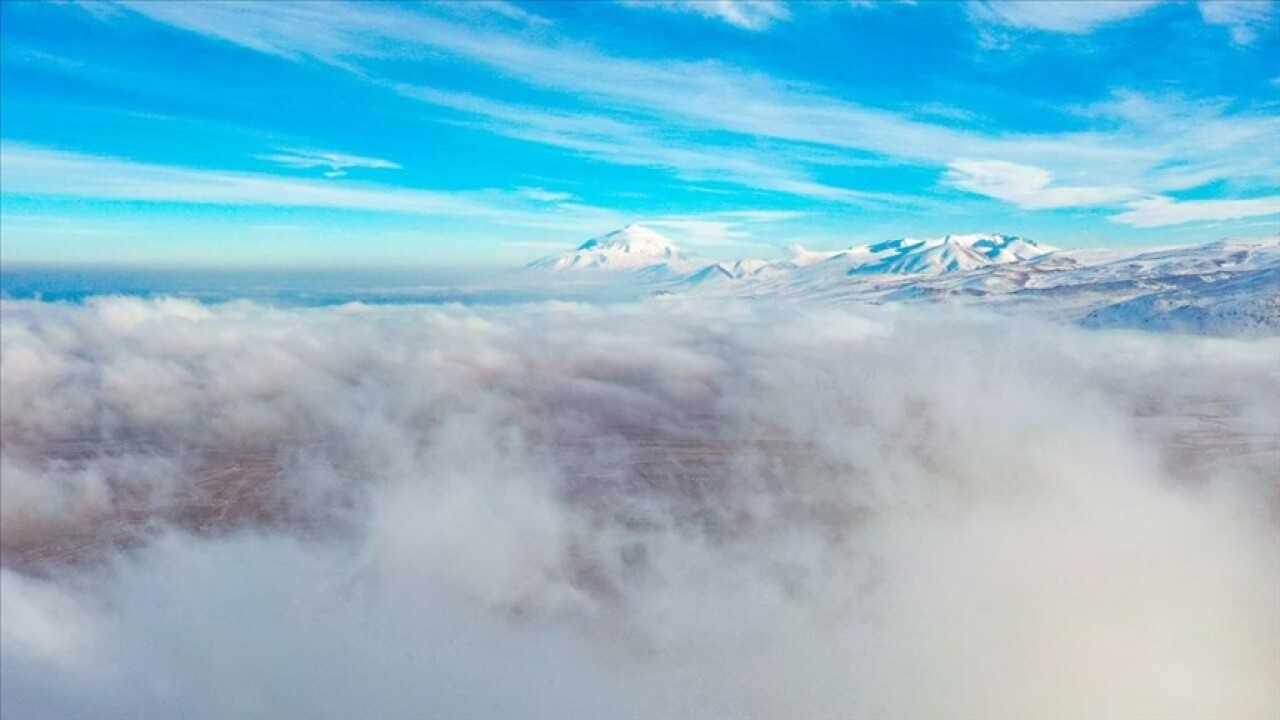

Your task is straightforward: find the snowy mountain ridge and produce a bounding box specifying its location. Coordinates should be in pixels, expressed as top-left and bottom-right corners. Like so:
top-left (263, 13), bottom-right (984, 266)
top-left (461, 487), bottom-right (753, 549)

top-left (528, 226), bottom-right (1055, 280)
top-left (840, 233), bottom-right (1057, 275)
top-left (521, 226), bottom-right (1279, 334)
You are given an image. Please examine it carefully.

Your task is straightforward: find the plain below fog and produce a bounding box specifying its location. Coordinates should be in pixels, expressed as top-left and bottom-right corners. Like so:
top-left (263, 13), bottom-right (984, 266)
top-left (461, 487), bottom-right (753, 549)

top-left (1, 296), bottom-right (1278, 719)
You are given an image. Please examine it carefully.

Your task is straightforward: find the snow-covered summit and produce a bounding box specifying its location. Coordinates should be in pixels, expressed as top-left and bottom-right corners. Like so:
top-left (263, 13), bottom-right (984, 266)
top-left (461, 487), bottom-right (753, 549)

top-left (841, 234), bottom-right (1057, 275)
top-left (576, 224), bottom-right (676, 255)
top-left (517, 227), bottom-right (1276, 334)
top-left (525, 224), bottom-right (710, 277)
top-left (696, 233), bottom-right (1278, 335)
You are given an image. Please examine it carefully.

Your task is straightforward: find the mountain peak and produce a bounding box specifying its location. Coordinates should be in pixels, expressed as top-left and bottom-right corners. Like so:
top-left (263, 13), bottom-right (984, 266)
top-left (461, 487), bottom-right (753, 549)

top-left (577, 224), bottom-right (676, 253)
top-left (840, 233), bottom-right (1056, 276)
top-left (526, 224), bottom-right (707, 276)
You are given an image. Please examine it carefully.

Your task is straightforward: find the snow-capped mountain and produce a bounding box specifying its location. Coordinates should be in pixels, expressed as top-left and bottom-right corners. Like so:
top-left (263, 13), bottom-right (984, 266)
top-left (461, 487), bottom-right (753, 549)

top-left (837, 233), bottom-right (1052, 273)
top-left (675, 234), bottom-right (1055, 288)
top-left (525, 224), bottom-right (710, 279)
top-left (519, 225), bottom-right (1278, 335)
top-left (703, 235), bottom-right (1279, 335)
top-left (527, 229), bottom-right (1054, 284)
top-left (1048, 237), bottom-right (1280, 333)
top-left (742, 233), bottom-right (1053, 290)
top-left (844, 234), bottom-right (1056, 275)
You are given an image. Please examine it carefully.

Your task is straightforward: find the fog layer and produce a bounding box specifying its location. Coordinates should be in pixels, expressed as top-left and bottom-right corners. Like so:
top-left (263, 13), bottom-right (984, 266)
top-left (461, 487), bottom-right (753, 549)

top-left (2, 297), bottom-right (1278, 719)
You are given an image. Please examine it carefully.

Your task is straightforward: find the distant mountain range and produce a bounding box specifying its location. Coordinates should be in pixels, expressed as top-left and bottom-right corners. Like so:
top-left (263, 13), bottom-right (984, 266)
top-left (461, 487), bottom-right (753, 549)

top-left (523, 224), bottom-right (1280, 334)
top-left (526, 224), bottom-right (1056, 279)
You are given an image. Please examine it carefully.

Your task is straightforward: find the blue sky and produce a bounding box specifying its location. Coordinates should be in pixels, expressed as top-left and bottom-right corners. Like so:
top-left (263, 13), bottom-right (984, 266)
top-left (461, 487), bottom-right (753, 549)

top-left (1, 0), bottom-right (1278, 266)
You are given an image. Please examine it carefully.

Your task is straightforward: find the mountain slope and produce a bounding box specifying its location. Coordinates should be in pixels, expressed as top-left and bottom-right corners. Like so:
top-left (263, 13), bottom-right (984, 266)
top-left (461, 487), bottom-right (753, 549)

top-left (697, 234), bottom-right (1279, 335)
top-left (525, 224), bottom-right (710, 278)
top-left (842, 234), bottom-right (1058, 275)
top-left (519, 226), bottom-right (1278, 335)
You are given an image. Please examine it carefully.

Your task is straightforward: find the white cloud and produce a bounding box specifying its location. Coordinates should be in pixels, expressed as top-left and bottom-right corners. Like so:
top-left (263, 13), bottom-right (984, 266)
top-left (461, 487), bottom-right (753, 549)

top-left (515, 187), bottom-right (577, 203)
top-left (970, 0), bottom-right (1275, 46)
top-left (639, 219), bottom-right (751, 246)
top-left (498, 240), bottom-right (575, 250)
top-left (0, 143), bottom-right (611, 222)
top-left (90, 1), bottom-right (1280, 216)
top-left (848, 0), bottom-right (913, 7)
top-left (0, 145), bottom-right (827, 262)
top-left (944, 159), bottom-right (1140, 209)
top-left (0, 143), bottom-right (483, 214)
top-left (402, 86), bottom-right (899, 204)
top-left (0, 569), bottom-right (100, 672)
top-left (622, 0), bottom-right (791, 30)
top-left (0, 144), bottom-right (653, 251)
top-left (1110, 195), bottom-right (1280, 227)
top-left (2, 298), bottom-right (1278, 716)
top-left (638, 210), bottom-right (806, 246)
top-left (257, 148), bottom-right (401, 178)
top-left (1073, 91), bottom-right (1280, 191)
top-left (1198, 0), bottom-right (1275, 45)
top-left (968, 0), bottom-right (1159, 33)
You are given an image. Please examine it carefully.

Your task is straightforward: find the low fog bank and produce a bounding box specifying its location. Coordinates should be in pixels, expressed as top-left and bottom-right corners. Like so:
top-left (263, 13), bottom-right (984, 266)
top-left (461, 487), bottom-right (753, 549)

top-left (2, 296), bottom-right (1278, 719)
top-left (0, 265), bottom-right (654, 307)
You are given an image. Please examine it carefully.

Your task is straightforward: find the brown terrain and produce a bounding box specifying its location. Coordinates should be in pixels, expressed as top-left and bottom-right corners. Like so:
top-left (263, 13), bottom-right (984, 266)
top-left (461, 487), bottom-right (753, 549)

top-left (3, 402), bottom-right (1275, 580)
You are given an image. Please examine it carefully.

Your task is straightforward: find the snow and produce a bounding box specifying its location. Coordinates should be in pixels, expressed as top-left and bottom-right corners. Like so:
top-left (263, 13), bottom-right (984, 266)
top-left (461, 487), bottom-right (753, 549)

top-left (521, 225), bottom-right (1279, 335)
top-left (524, 224), bottom-right (710, 277)
top-left (738, 234), bottom-right (1280, 335)
top-left (839, 234), bottom-right (1058, 276)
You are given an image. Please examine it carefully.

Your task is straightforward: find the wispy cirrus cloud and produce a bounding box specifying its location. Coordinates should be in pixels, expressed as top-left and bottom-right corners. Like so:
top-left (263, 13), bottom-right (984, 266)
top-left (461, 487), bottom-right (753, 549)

top-left (969, 0), bottom-right (1275, 47)
top-left (256, 148), bottom-right (401, 178)
top-left (641, 210), bottom-right (806, 247)
top-left (0, 143), bottom-right (625, 241)
top-left (968, 0), bottom-right (1159, 34)
top-left (944, 159), bottom-right (1140, 209)
top-left (70, 1), bottom-right (1280, 226)
top-left (944, 154), bottom-right (1280, 228)
top-left (1198, 0), bottom-right (1275, 46)
top-left (1, 143), bottom-right (484, 214)
top-left (74, 3), bottom-right (959, 163)
top-left (0, 144), bottom-right (810, 256)
top-left (620, 1), bottom-right (791, 31)
top-left (401, 86), bottom-right (899, 205)
top-left (515, 187), bottom-right (577, 203)
top-left (1110, 195), bottom-right (1280, 228)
